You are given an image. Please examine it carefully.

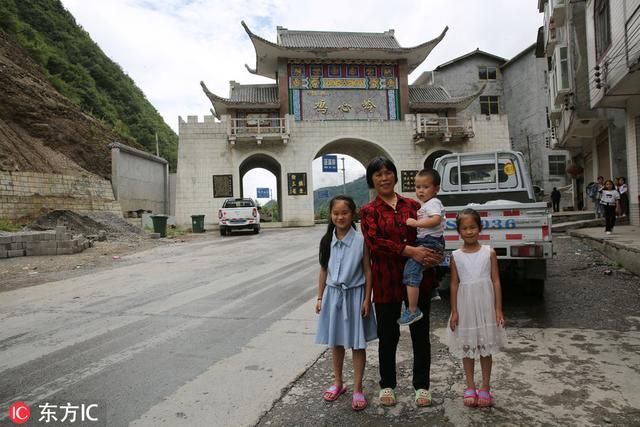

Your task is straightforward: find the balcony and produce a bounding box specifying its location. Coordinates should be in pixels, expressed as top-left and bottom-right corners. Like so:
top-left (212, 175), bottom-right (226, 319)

top-left (550, 0), bottom-right (567, 26)
top-left (413, 115), bottom-right (474, 144)
top-left (227, 117), bottom-right (290, 145)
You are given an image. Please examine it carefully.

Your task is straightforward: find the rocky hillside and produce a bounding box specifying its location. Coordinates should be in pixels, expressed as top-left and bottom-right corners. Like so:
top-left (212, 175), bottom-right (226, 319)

top-left (0, 30), bottom-right (132, 179)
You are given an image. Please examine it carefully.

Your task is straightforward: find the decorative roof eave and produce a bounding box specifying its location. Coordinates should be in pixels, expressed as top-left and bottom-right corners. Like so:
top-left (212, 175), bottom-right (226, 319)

top-left (410, 83), bottom-right (486, 112)
top-left (200, 81), bottom-right (279, 118)
top-left (242, 21), bottom-right (448, 79)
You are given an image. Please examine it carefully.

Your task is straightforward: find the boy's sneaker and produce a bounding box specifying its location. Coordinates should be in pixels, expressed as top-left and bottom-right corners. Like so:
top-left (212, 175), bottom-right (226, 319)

top-left (430, 288), bottom-right (441, 301)
top-left (398, 308), bottom-right (423, 326)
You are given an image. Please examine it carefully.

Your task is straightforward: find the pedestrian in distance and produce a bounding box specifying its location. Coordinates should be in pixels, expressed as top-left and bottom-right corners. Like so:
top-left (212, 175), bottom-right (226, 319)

top-left (600, 179), bottom-right (620, 235)
top-left (551, 187), bottom-right (561, 213)
top-left (399, 169), bottom-right (446, 327)
top-left (315, 195), bottom-right (377, 412)
top-left (360, 157), bottom-right (442, 408)
top-left (595, 176), bottom-right (605, 218)
top-left (616, 177), bottom-right (629, 217)
top-left (448, 208), bottom-right (506, 408)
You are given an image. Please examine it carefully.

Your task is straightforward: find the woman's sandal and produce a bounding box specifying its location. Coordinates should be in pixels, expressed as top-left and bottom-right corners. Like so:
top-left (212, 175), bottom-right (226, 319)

top-left (323, 384), bottom-right (347, 402)
top-left (477, 389), bottom-right (493, 408)
top-left (463, 388), bottom-right (478, 407)
top-left (351, 392), bottom-right (367, 411)
top-left (378, 388), bottom-right (397, 406)
top-left (415, 389), bottom-right (432, 407)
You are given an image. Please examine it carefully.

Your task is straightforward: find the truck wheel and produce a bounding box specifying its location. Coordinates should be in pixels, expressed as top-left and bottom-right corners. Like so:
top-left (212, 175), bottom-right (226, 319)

top-left (253, 225), bottom-right (260, 234)
top-left (219, 227), bottom-right (226, 236)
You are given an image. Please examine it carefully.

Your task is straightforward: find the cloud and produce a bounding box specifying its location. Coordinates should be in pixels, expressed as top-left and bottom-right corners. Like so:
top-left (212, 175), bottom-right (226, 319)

top-left (61, 0), bottom-right (542, 132)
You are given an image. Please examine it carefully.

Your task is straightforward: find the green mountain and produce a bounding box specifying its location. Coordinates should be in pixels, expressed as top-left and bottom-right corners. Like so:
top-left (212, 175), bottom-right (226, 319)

top-left (0, 0), bottom-right (177, 169)
top-left (313, 175), bottom-right (371, 218)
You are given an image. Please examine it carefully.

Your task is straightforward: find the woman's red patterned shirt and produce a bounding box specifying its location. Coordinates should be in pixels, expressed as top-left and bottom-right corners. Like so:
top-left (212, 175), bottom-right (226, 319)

top-left (360, 194), bottom-right (434, 304)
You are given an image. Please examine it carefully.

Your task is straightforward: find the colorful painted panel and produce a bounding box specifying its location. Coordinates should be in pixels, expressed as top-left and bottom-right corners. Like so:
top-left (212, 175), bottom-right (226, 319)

top-left (288, 63), bottom-right (396, 79)
top-left (347, 64), bottom-right (360, 77)
top-left (301, 89), bottom-right (391, 121)
top-left (292, 89), bottom-right (302, 120)
top-left (309, 64), bottom-right (323, 77)
top-left (290, 76), bottom-right (309, 89)
top-left (328, 64), bottom-right (342, 77)
top-left (388, 89), bottom-right (397, 120)
top-left (291, 65), bottom-right (305, 77)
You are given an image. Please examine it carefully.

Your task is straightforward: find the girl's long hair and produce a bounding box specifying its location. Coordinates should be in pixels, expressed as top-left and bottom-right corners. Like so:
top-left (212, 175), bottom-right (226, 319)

top-left (319, 195), bottom-right (357, 269)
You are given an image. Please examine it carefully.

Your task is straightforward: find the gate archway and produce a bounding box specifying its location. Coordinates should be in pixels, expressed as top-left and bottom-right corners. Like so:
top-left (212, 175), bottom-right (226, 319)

top-left (239, 153), bottom-right (282, 221)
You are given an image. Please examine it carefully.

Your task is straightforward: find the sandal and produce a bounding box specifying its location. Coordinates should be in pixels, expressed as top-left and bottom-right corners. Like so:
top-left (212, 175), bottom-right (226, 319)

top-left (415, 388), bottom-right (432, 407)
top-left (351, 392), bottom-right (367, 411)
top-left (378, 388), bottom-right (396, 406)
top-left (323, 384), bottom-right (346, 402)
top-left (463, 388), bottom-right (478, 407)
top-left (477, 389), bottom-right (493, 407)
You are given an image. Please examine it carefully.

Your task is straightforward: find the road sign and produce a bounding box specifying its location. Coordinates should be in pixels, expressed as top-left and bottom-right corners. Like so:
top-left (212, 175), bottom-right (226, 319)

top-left (322, 155), bottom-right (338, 172)
top-left (317, 189), bottom-right (330, 199)
top-left (256, 187), bottom-right (270, 198)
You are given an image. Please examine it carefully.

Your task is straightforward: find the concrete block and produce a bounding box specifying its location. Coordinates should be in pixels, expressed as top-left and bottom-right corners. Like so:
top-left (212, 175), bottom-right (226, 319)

top-left (0, 236), bottom-right (12, 244)
top-left (8, 249), bottom-right (25, 257)
top-left (56, 247), bottom-right (74, 255)
top-left (57, 240), bottom-right (76, 249)
top-left (0, 250), bottom-right (7, 258)
top-left (10, 242), bottom-right (24, 250)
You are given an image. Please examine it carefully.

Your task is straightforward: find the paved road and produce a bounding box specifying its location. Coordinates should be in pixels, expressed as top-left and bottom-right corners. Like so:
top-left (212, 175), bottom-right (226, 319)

top-left (259, 234), bottom-right (640, 426)
top-left (0, 227), bottom-right (327, 426)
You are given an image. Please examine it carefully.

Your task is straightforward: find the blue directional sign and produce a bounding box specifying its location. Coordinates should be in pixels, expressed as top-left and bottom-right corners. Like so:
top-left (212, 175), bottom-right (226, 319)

top-left (317, 189), bottom-right (330, 199)
top-left (256, 187), bottom-right (270, 198)
top-left (322, 155), bottom-right (338, 172)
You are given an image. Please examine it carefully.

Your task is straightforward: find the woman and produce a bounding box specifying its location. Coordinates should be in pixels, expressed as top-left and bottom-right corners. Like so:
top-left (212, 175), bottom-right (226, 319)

top-left (360, 157), bottom-right (442, 407)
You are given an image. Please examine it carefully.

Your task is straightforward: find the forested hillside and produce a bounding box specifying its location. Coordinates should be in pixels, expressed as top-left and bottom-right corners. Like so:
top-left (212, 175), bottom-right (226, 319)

top-left (313, 176), bottom-right (371, 218)
top-left (0, 0), bottom-right (177, 169)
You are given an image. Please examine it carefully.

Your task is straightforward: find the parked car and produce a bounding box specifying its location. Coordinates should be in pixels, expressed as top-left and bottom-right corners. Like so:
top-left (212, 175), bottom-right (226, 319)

top-left (218, 198), bottom-right (260, 236)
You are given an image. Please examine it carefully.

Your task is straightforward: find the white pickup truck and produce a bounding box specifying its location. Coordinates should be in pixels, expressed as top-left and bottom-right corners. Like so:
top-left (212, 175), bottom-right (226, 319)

top-left (218, 198), bottom-right (260, 236)
top-left (434, 151), bottom-right (552, 296)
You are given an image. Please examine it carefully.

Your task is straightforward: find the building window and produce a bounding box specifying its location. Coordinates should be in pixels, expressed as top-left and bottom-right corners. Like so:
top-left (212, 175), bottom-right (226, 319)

top-left (594, 0), bottom-right (611, 60)
top-left (478, 66), bottom-right (497, 80)
top-left (549, 155), bottom-right (566, 175)
top-left (479, 96), bottom-right (500, 115)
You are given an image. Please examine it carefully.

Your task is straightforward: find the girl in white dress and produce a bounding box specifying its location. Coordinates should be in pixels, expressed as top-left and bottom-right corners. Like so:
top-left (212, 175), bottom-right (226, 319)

top-left (448, 208), bottom-right (506, 408)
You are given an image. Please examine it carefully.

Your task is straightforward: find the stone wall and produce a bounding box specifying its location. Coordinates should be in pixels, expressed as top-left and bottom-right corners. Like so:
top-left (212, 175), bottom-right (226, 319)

top-left (0, 171), bottom-right (122, 220)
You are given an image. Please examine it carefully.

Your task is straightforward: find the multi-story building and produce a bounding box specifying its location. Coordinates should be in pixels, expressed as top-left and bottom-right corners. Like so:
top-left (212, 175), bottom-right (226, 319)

top-left (414, 47), bottom-right (571, 199)
top-left (585, 0), bottom-right (640, 224)
top-left (175, 23), bottom-right (512, 227)
top-left (537, 0), bottom-right (628, 213)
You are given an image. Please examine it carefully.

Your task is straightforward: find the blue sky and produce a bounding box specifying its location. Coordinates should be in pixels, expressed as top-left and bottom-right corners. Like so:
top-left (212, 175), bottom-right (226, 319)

top-left (59, 0), bottom-right (543, 200)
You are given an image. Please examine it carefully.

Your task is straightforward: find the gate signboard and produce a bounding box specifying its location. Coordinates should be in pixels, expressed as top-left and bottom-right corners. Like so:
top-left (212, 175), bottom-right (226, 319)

top-left (322, 155), bottom-right (338, 172)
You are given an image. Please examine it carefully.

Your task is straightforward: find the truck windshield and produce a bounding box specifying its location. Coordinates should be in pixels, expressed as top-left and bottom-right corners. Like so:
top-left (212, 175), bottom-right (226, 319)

top-left (224, 200), bottom-right (255, 208)
top-left (440, 154), bottom-right (520, 192)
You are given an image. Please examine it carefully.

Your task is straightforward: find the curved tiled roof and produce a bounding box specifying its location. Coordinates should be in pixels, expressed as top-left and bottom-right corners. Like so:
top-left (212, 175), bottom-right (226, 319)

top-left (409, 83), bottom-right (486, 111)
top-left (277, 29), bottom-right (401, 49)
top-left (201, 81), bottom-right (279, 118)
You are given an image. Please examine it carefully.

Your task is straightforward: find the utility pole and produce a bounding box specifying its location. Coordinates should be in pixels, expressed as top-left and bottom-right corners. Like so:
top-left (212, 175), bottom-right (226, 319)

top-left (155, 133), bottom-right (160, 156)
top-left (340, 157), bottom-right (346, 194)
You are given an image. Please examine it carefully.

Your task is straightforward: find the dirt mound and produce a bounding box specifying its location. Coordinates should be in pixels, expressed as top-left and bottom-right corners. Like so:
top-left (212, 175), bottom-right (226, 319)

top-left (28, 209), bottom-right (142, 237)
top-left (0, 31), bottom-right (143, 179)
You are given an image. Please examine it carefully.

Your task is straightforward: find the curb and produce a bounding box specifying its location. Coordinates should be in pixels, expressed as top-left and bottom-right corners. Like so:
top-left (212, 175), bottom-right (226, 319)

top-left (568, 230), bottom-right (640, 277)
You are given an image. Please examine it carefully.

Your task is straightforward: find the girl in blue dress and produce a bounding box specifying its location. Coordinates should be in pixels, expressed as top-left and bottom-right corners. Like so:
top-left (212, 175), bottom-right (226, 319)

top-left (315, 195), bottom-right (377, 411)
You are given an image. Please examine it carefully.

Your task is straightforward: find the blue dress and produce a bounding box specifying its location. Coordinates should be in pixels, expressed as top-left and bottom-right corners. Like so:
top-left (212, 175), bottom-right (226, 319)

top-left (315, 227), bottom-right (378, 349)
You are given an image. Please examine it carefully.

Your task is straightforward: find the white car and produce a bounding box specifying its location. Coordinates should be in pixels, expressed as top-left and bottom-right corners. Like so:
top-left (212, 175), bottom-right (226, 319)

top-left (218, 198), bottom-right (260, 236)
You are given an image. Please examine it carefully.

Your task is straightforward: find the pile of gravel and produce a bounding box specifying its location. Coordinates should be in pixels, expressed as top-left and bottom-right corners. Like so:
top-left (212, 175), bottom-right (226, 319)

top-left (27, 210), bottom-right (143, 238)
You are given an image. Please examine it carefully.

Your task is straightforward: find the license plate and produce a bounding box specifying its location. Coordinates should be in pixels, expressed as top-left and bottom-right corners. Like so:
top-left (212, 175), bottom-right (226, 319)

top-left (439, 252), bottom-right (452, 267)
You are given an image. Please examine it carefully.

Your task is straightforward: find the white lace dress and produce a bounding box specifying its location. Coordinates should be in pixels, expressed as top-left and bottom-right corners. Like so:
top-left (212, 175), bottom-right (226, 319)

top-left (447, 245), bottom-right (506, 359)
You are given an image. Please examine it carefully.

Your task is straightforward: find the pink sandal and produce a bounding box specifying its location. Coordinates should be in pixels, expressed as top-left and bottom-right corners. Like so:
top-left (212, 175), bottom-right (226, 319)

top-left (351, 392), bottom-right (367, 411)
top-left (323, 384), bottom-right (347, 402)
top-left (463, 388), bottom-right (478, 407)
top-left (477, 389), bottom-right (493, 407)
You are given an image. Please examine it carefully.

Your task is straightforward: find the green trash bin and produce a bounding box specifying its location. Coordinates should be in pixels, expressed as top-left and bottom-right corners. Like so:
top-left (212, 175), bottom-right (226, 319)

top-left (191, 214), bottom-right (205, 233)
top-left (150, 215), bottom-right (168, 237)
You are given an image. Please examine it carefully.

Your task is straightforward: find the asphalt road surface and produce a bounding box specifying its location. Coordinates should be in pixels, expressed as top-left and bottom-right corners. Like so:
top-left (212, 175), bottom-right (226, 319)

top-left (0, 227), bottom-right (328, 426)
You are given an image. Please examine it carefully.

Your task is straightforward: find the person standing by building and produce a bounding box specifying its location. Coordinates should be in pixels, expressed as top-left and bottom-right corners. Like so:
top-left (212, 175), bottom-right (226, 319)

top-left (600, 179), bottom-right (620, 235)
top-left (360, 157), bottom-right (442, 408)
top-left (617, 177), bottom-right (629, 217)
top-left (550, 187), bottom-right (561, 213)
